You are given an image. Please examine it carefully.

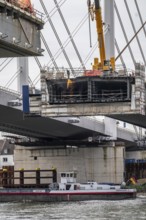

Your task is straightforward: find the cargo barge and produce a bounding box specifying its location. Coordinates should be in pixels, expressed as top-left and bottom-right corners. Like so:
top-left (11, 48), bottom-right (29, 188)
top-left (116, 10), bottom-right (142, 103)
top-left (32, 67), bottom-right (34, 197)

top-left (0, 171), bottom-right (136, 202)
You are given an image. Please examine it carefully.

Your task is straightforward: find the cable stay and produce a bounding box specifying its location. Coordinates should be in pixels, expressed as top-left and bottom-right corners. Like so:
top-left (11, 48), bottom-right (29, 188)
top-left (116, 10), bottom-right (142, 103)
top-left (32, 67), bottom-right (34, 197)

top-left (44, 0), bottom-right (67, 23)
top-left (0, 58), bottom-right (14, 72)
top-left (40, 32), bottom-right (59, 71)
top-left (46, 13), bottom-right (88, 67)
top-left (124, 0), bottom-right (146, 66)
top-left (0, 58), bottom-right (9, 67)
top-left (33, 13), bottom-right (88, 85)
top-left (39, 0), bottom-right (75, 75)
top-left (115, 39), bottom-right (127, 70)
top-left (134, 0), bottom-right (146, 38)
top-left (54, 0), bottom-right (86, 71)
top-left (28, 76), bottom-right (34, 88)
top-left (114, 2), bottom-right (136, 66)
top-left (34, 57), bottom-right (42, 70)
top-left (5, 68), bottom-right (21, 88)
top-left (33, 32), bottom-right (60, 86)
top-left (82, 41), bottom-right (98, 67)
top-left (116, 21), bottom-right (146, 62)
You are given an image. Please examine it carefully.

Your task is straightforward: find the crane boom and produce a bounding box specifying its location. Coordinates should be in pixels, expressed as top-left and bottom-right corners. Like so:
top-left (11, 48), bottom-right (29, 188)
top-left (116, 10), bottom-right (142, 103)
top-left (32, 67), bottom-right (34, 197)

top-left (87, 0), bottom-right (115, 74)
top-left (93, 0), bottom-right (106, 69)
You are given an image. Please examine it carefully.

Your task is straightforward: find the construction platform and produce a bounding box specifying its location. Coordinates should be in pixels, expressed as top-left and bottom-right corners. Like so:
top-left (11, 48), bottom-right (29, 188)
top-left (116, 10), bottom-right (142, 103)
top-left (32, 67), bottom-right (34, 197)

top-left (29, 63), bottom-right (145, 117)
top-left (47, 75), bottom-right (134, 104)
top-left (0, 0), bottom-right (44, 57)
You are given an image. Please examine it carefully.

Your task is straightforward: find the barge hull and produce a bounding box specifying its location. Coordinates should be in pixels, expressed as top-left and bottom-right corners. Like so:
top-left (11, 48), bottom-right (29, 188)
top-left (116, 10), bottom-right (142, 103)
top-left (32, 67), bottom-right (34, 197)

top-left (0, 190), bottom-right (136, 202)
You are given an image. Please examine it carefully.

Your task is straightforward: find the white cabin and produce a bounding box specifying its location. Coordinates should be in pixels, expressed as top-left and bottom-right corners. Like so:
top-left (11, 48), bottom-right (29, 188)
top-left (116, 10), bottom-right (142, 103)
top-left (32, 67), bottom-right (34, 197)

top-left (58, 171), bottom-right (121, 191)
top-left (60, 171), bottom-right (77, 184)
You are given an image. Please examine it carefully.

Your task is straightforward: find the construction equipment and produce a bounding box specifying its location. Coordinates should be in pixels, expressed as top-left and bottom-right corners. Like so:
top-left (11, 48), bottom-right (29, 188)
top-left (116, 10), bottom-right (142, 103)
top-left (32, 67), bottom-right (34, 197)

top-left (87, 0), bottom-right (115, 73)
top-left (6, 0), bottom-right (34, 13)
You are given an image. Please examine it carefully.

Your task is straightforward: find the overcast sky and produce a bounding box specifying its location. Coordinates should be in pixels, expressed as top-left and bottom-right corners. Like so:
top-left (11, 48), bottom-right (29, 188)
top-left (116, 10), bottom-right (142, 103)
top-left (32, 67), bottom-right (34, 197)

top-left (1, 0), bottom-right (146, 90)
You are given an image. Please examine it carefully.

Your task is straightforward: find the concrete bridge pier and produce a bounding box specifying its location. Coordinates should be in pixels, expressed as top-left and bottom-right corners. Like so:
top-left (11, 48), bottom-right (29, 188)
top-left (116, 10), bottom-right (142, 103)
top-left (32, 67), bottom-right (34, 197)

top-left (14, 142), bottom-right (125, 184)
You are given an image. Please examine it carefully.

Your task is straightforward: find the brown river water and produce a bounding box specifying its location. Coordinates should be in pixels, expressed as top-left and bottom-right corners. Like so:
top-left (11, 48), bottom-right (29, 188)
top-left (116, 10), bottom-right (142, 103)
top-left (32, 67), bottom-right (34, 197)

top-left (0, 197), bottom-right (146, 220)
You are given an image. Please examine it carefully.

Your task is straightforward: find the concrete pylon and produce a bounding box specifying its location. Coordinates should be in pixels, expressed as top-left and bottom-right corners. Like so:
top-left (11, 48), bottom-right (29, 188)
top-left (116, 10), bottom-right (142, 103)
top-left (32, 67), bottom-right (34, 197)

top-left (17, 57), bottom-right (29, 94)
top-left (104, 0), bottom-right (115, 59)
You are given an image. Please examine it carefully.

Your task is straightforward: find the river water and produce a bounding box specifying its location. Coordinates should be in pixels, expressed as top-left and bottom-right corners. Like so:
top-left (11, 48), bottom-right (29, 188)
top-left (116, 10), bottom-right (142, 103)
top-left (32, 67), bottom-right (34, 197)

top-left (0, 197), bottom-right (146, 220)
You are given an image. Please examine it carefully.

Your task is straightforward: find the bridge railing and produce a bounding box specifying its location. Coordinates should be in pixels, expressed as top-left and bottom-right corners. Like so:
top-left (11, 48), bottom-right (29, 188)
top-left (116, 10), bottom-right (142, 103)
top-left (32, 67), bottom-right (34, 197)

top-left (0, 86), bottom-right (20, 97)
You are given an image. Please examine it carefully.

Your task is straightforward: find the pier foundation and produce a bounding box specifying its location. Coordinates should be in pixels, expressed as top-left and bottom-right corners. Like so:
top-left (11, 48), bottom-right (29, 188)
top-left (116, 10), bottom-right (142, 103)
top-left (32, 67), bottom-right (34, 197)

top-left (14, 142), bottom-right (125, 184)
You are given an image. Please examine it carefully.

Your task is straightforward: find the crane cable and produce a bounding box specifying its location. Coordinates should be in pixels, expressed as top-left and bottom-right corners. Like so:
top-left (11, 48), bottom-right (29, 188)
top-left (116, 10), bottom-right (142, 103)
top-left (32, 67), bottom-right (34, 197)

top-left (39, 0), bottom-right (75, 75)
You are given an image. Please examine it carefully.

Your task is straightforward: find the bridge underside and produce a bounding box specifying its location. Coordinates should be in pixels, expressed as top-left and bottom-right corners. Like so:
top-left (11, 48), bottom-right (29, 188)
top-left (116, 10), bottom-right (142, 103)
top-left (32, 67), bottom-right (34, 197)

top-left (0, 0), bottom-right (44, 57)
top-left (110, 114), bottom-right (146, 129)
top-left (0, 104), bottom-right (137, 149)
top-left (0, 105), bottom-right (102, 145)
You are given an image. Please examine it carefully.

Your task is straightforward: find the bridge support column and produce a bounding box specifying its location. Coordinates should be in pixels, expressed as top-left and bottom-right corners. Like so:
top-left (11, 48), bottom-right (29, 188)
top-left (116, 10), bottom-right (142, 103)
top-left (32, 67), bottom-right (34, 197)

top-left (14, 142), bottom-right (125, 184)
top-left (17, 57), bottom-right (29, 94)
top-left (104, 0), bottom-right (115, 59)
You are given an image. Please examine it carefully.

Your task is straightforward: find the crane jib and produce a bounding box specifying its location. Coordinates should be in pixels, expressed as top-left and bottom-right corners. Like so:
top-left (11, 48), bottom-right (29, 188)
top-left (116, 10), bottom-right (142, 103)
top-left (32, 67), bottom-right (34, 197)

top-left (94, 0), bottom-right (100, 10)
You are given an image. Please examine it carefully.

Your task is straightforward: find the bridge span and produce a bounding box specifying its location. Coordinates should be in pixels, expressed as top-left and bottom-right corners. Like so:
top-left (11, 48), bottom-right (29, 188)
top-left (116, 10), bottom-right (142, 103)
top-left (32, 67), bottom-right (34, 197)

top-left (0, 104), bottom-right (139, 150)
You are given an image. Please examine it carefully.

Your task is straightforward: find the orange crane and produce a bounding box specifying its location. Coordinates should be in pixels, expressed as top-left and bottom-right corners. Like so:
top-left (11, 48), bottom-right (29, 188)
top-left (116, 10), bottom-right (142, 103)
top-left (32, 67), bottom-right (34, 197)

top-left (85, 0), bottom-right (115, 76)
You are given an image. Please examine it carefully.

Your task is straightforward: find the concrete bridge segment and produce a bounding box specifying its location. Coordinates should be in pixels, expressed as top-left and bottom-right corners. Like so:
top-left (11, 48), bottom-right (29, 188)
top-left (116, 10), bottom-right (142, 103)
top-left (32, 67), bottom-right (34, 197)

top-left (0, 0), bottom-right (44, 57)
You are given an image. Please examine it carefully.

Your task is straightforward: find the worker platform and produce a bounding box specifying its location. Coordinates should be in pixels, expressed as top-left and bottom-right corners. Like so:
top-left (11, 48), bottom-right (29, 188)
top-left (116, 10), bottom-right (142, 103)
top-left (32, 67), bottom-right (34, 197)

top-left (29, 63), bottom-right (146, 117)
top-left (0, 0), bottom-right (44, 57)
